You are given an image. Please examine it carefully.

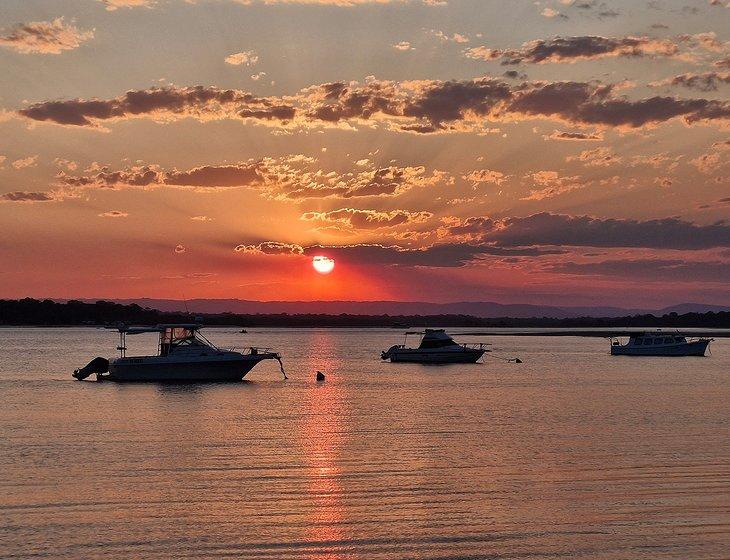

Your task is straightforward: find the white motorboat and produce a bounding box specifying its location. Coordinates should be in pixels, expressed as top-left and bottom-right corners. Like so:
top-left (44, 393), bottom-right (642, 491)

top-left (610, 331), bottom-right (712, 356)
top-left (381, 329), bottom-right (487, 364)
top-left (74, 324), bottom-right (286, 382)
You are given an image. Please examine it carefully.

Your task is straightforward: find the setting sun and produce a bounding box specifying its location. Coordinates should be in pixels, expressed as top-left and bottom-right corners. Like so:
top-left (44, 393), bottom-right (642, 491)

top-left (312, 256), bottom-right (335, 275)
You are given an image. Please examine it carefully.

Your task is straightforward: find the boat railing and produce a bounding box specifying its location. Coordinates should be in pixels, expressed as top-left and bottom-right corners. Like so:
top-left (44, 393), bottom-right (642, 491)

top-left (460, 343), bottom-right (490, 350)
top-left (227, 346), bottom-right (280, 356)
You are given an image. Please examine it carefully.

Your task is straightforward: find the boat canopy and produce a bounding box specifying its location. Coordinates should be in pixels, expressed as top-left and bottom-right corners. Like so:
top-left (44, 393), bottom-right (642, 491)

top-left (119, 323), bottom-right (202, 335)
top-left (417, 329), bottom-right (458, 349)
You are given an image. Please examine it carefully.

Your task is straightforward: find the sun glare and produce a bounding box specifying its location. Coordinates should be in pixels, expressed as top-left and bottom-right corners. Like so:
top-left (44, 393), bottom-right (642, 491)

top-left (312, 256), bottom-right (335, 275)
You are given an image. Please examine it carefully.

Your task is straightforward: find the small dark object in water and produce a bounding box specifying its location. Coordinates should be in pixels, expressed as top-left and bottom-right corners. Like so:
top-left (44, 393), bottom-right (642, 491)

top-left (515, 358), bottom-right (523, 364)
top-left (73, 357), bottom-right (109, 380)
top-left (316, 371), bottom-right (325, 382)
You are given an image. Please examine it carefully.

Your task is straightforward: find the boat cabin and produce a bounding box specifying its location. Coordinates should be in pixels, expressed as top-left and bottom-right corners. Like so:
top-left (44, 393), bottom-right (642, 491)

top-left (158, 325), bottom-right (211, 356)
top-left (623, 333), bottom-right (688, 347)
top-left (417, 329), bottom-right (459, 349)
top-left (115, 324), bottom-right (216, 358)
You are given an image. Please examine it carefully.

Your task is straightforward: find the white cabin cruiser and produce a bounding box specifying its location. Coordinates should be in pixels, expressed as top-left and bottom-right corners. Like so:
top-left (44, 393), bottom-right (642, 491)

top-left (381, 329), bottom-right (487, 364)
top-left (74, 324), bottom-right (286, 382)
top-left (610, 331), bottom-right (712, 357)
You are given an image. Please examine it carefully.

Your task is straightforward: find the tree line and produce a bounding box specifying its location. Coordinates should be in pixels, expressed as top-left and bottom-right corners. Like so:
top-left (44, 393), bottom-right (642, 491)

top-left (1, 298), bottom-right (728, 328)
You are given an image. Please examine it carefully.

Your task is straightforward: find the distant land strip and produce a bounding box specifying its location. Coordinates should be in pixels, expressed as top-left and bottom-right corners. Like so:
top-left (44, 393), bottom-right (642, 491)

top-left (1, 299), bottom-right (729, 328)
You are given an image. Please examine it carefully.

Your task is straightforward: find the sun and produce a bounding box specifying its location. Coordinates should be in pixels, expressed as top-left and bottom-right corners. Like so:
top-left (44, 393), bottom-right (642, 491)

top-left (312, 256), bottom-right (335, 274)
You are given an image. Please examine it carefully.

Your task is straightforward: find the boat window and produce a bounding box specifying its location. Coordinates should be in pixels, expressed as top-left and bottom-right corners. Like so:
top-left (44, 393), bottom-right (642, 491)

top-left (654, 338), bottom-right (663, 344)
top-left (419, 337), bottom-right (457, 349)
top-left (674, 337), bottom-right (685, 343)
top-left (634, 338), bottom-right (643, 345)
top-left (663, 338), bottom-right (673, 344)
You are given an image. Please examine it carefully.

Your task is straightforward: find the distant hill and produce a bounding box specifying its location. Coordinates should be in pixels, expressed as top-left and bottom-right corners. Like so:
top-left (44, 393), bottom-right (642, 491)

top-left (102, 298), bottom-right (730, 319)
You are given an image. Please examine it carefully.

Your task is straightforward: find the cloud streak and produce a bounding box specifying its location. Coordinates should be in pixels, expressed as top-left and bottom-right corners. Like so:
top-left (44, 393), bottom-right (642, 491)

top-left (19, 86), bottom-right (294, 127)
top-left (1, 191), bottom-right (56, 202)
top-left (547, 259), bottom-right (730, 283)
top-left (465, 36), bottom-right (678, 65)
top-left (19, 78), bottom-right (730, 132)
top-left (443, 213), bottom-right (730, 250)
top-left (301, 208), bottom-right (433, 229)
top-left (0, 18), bottom-right (93, 54)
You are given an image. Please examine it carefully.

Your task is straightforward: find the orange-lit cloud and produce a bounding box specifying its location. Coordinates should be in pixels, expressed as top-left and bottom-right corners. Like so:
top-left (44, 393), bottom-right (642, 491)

top-left (19, 78), bottom-right (730, 132)
top-left (0, 18), bottom-right (93, 54)
top-left (465, 36), bottom-right (679, 65)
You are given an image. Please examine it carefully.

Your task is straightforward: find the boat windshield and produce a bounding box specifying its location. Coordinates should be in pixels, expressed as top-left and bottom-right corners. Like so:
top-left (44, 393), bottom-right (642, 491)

top-left (160, 327), bottom-right (205, 355)
top-left (418, 331), bottom-right (458, 349)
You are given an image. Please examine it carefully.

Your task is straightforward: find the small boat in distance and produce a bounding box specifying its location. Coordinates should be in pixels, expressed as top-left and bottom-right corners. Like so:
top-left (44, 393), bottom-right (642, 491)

top-left (73, 324), bottom-right (286, 382)
top-left (381, 329), bottom-right (488, 364)
top-left (610, 331), bottom-right (712, 356)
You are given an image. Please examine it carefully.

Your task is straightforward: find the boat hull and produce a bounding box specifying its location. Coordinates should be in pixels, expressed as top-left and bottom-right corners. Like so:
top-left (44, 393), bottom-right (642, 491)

top-left (386, 349), bottom-right (485, 364)
top-left (105, 356), bottom-right (269, 382)
top-left (611, 340), bottom-right (710, 357)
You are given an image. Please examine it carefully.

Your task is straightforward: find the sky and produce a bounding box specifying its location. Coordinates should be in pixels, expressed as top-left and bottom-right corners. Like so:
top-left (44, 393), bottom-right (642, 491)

top-left (0, 0), bottom-right (728, 307)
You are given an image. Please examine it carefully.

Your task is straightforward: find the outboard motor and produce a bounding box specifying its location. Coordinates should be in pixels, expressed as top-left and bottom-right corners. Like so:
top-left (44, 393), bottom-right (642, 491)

top-left (73, 357), bottom-right (109, 380)
top-left (381, 346), bottom-right (398, 361)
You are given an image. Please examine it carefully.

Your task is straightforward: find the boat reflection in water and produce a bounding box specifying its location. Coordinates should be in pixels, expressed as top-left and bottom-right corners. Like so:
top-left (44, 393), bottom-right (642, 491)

top-left (73, 324), bottom-right (286, 382)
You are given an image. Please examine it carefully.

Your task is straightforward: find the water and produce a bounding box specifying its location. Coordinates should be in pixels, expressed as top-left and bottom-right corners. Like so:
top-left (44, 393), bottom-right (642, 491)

top-left (1, 327), bottom-right (728, 559)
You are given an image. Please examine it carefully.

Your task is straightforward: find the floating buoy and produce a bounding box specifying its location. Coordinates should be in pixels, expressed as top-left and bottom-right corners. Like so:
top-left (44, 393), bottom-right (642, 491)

top-left (316, 371), bottom-right (325, 382)
top-left (515, 358), bottom-right (523, 364)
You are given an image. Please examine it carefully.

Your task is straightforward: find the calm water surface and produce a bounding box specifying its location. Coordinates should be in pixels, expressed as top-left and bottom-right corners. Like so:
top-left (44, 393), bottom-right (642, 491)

top-left (1, 328), bottom-right (728, 559)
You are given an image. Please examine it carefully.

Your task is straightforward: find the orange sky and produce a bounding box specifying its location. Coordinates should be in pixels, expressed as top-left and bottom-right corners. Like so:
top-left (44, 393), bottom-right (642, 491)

top-left (0, 0), bottom-right (728, 306)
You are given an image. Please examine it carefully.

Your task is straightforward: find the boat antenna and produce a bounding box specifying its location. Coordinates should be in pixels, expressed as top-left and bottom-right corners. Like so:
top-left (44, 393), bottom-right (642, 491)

top-left (181, 291), bottom-right (190, 315)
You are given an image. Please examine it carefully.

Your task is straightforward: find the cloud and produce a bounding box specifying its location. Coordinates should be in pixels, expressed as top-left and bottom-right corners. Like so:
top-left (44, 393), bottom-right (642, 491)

top-left (191, 215), bottom-right (214, 221)
top-left (99, 210), bottom-right (128, 218)
top-left (541, 7), bottom-right (567, 18)
top-left (690, 140), bottom-right (729, 174)
top-left (0, 191), bottom-right (56, 202)
top-left (393, 41), bottom-right (414, 51)
top-left (300, 208), bottom-right (433, 229)
top-left (53, 158), bottom-right (78, 171)
top-left (431, 30), bottom-right (469, 43)
top-left (225, 50), bottom-right (258, 66)
top-left (443, 213), bottom-right (730, 250)
top-left (59, 165), bottom-right (163, 189)
top-left (55, 158), bottom-right (450, 200)
top-left (547, 259), bottom-right (730, 282)
top-left (300, 243), bottom-right (562, 267)
top-left (0, 18), bottom-right (93, 54)
top-left (19, 85), bottom-right (294, 127)
top-left (100, 0), bottom-right (155, 9)
top-left (566, 146), bottom-right (621, 167)
top-left (279, 165), bottom-right (451, 200)
top-left (20, 78), bottom-right (730, 132)
top-left (650, 71), bottom-right (730, 92)
top-left (465, 36), bottom-right (677, 65)
top-left (234, 242), bottom-right (304, 255)
top-left (164, 162), bottom-right (265, 187)
top-left (546, 130), bottom-right (603, 141)
top-left (57, 160), bottom-right (271, 191)
top-left (99, 0), bottom-right (442, 7)
top-left (11, 155), bottom-right (39, 169)
top-left (463, 169), bottom-right (507, 185)
top-left (521, 171), bottom-right (584, 200)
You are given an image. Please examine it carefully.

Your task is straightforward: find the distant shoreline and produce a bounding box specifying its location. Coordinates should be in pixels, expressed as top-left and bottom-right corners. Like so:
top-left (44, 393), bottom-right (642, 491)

top-left (1, 299), bottom-right (729, 329)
